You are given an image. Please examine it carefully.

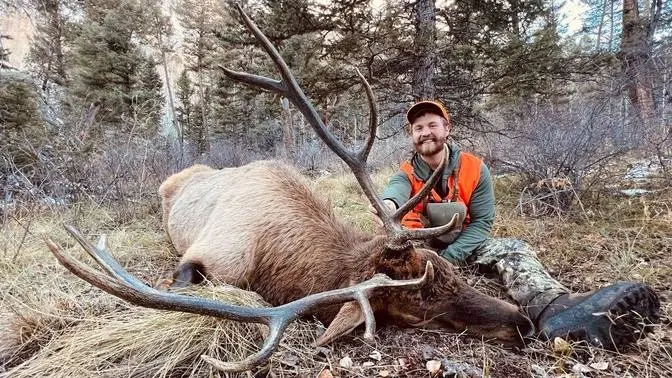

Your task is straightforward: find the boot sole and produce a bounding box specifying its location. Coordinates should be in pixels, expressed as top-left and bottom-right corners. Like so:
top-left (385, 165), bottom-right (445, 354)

top-left (603, 283), bottom-right (660, 347)
top-left (541, 282), bottom-right (660, 349)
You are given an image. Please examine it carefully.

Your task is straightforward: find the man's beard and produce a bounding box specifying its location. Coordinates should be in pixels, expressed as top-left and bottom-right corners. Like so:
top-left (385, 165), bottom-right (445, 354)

top-left (414, 136), bottom-right (446, 157)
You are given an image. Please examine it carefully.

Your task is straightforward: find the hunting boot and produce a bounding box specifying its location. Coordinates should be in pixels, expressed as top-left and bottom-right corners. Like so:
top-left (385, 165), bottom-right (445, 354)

top-left (529, 282), bottom-right (660, 349)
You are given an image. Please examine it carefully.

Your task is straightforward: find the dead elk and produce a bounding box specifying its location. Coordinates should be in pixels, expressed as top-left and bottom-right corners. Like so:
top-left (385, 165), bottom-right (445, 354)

top-left (161, 160), bottom-right (532, 345)
top-left (45, 3), bottom-right (533, 373)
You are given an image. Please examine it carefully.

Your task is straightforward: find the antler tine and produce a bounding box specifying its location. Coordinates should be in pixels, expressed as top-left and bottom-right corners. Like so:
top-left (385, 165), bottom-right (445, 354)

top-left (391, 145), bottom-right (447, 223)
top-left (47, 226), bottom-right (435, 372)
top-left (63, 225), bottom-right (134, 285)
top-left (46, 237), bottom-right (133, 294)
top-left (396, 214), bottom-right (459, 244)
top-left (354, 68), bottom-right (378, 162)
top-left (201, 317), bottom-right (290, 372)
top-left (216, 66), bottom-right (285, 94)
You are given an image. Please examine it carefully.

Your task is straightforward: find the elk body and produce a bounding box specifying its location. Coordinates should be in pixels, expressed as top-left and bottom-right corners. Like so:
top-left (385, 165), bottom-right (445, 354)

top-left (160, 160), bottom-right (532, 345)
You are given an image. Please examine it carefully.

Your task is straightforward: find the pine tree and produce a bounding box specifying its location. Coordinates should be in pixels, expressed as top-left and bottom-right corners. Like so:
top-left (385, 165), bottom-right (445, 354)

top-left (0, 72), bottom-right (47, 169)
top-left (69, 0), bottom-right (163, 136)
top-left (175, 70), bottom-right (194, 150)
top-left (176, 0), bottom-right (225, 153)
top-left (131, 57), bottom-right (164, 132)
top-left (27, 0), bottom-right (73, 90)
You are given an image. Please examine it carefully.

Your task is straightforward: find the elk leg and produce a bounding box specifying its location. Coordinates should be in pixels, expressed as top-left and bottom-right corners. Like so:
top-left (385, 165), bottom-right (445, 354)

top-left (171, 261), bottom-right (207, 287)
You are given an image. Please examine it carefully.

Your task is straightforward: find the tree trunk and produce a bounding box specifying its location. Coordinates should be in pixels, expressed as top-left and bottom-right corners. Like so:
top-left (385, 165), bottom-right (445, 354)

top-left (279, 98), bottom-right (295, 160)
top-left (609, 0), bottom-right (615, 51)
top-left (620, 0), bottom-right (655, 122)
top-left (411, 0), bottom-right (437, 101)
top-left (197, 67), bottom-right (210, 154)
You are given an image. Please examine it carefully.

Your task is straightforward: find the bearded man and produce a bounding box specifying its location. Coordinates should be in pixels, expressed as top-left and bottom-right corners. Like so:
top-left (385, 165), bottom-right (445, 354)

top-left (370, 100), bottom-right (660, 349)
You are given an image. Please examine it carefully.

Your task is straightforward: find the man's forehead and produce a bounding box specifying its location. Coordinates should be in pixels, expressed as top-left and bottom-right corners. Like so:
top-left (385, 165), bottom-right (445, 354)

top-left (411, 113), bottom-right (446, 125)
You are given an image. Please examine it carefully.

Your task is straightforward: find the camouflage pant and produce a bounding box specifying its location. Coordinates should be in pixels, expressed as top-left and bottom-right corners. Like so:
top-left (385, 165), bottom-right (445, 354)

top-left (468, 238), bottom-right (569, 318)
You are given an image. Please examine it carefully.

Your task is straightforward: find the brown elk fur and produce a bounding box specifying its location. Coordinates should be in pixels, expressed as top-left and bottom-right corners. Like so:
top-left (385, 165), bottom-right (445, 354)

top-left (159, 160), bottom-right (532, 344)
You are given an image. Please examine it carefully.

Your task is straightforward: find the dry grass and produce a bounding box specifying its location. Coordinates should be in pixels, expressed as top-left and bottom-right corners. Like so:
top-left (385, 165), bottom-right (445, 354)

top-left (1, 165), bottom-right (670, 377)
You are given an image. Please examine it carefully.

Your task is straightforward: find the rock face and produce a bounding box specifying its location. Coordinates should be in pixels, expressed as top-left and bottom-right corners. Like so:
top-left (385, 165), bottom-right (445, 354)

top-left (0, 12), bottom-right (34, 70)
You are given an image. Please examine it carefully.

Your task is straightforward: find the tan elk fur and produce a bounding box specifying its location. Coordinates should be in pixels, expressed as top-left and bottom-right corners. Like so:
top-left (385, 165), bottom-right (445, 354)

top-left (160, 161), bottom-right (376, 311)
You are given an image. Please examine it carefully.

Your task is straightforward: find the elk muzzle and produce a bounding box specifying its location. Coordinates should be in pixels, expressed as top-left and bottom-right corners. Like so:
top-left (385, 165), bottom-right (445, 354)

top-left (422, 282), bottom-right (534, 344)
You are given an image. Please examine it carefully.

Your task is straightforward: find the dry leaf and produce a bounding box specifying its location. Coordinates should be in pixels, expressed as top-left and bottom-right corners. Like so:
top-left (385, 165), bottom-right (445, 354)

top-left (339, 356), bottom-right (353, 369)
top-left (552, 337), bottom-right (571, 355)
top-left (397, 358), bottom-right (408, 369)
top-left (379, 370), bottom-right (390, 377)
top-left (426, 360), bottom-right (442, 375)
top-left (280, 352), bottom-right (300, 367)
top-left (369, 350), bottom-right (382, 361)
top-left (590, 361), bottom-right (609, 370)
top-left (317, 369), bottom-right (334, 378)
top-left (363, 361), bottom-right (375, 368)
top-left (572, 363), bottom-right (591, 374)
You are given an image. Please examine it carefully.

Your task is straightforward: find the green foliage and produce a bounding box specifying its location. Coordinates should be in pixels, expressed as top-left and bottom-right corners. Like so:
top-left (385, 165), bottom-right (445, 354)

top-left (0, 72), bottom-right (47, 168)
top-left (68, 0), bottom-right (164, 136)
top-left (26, 0), bottom-right (74, 90)
top-left (176, 0), bottom-right (229, 152)
top-left (132, 58), bottom-right (164, 130)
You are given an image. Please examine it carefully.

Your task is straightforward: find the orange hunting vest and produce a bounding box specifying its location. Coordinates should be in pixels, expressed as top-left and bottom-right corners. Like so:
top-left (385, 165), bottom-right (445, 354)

top-left (399, 151), bottom-right (483, 229)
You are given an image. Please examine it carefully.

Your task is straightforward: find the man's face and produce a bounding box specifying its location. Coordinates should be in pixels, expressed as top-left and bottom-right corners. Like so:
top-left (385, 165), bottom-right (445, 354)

top-left (410, 113), bottom-right (450, 157)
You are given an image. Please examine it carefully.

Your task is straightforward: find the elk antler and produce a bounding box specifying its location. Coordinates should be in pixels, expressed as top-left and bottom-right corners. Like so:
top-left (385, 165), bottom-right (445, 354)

top-left (46, 225), bottom-right (434, 372)
top-left (220, 4), bottom-right (458, 249)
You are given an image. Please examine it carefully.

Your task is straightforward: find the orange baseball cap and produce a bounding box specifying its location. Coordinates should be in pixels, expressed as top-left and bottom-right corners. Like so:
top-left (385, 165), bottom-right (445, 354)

top-left (406, 100), bottom-right (451, 125)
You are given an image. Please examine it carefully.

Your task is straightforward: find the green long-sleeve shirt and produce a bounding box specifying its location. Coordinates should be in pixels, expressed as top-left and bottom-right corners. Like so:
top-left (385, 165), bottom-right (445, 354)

top-left (381, 143), bottom-right (495, 264)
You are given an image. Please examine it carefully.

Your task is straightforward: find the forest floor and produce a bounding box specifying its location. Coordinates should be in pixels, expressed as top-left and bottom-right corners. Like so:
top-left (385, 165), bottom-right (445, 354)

top-left (1, 164), bottom-right (670, 377)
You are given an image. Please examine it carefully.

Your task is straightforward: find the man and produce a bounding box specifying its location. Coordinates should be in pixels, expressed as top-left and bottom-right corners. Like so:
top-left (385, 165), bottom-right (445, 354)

top-left (371, 100), bottom-right (660, 349)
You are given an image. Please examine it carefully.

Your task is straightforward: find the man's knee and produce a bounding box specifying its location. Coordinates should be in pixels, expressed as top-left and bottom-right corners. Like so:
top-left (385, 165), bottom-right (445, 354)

top-left (473, 237), bottom-right (538, 265)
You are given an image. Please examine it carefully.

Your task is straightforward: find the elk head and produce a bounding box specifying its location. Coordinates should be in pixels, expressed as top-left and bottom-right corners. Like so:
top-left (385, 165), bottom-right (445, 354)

top-left (311, 235), bottom-right (532, 346)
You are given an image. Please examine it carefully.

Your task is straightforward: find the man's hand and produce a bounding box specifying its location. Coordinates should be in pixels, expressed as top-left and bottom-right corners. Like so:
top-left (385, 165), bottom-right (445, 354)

top-left (368, 199), bottom-right (396, 227)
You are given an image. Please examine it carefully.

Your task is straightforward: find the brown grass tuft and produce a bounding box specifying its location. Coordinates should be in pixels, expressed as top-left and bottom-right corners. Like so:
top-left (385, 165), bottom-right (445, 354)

top-left (2, 284), bottom-right (324, 377)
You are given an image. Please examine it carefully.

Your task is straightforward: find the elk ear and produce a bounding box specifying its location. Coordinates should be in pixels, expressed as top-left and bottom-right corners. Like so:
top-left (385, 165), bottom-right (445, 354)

top-left (313, 302), bottom-right (365, 347)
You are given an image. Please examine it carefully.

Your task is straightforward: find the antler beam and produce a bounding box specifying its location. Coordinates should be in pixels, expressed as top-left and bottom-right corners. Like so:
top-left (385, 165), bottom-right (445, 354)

top-left (46, 225), bottom-right (434, 372)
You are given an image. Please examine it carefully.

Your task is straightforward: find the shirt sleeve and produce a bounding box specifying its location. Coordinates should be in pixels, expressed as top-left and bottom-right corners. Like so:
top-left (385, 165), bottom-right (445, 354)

top-left (440, 162), bottom-right (495, 264)
top-left (381, 171), bottom-right (412, 209)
